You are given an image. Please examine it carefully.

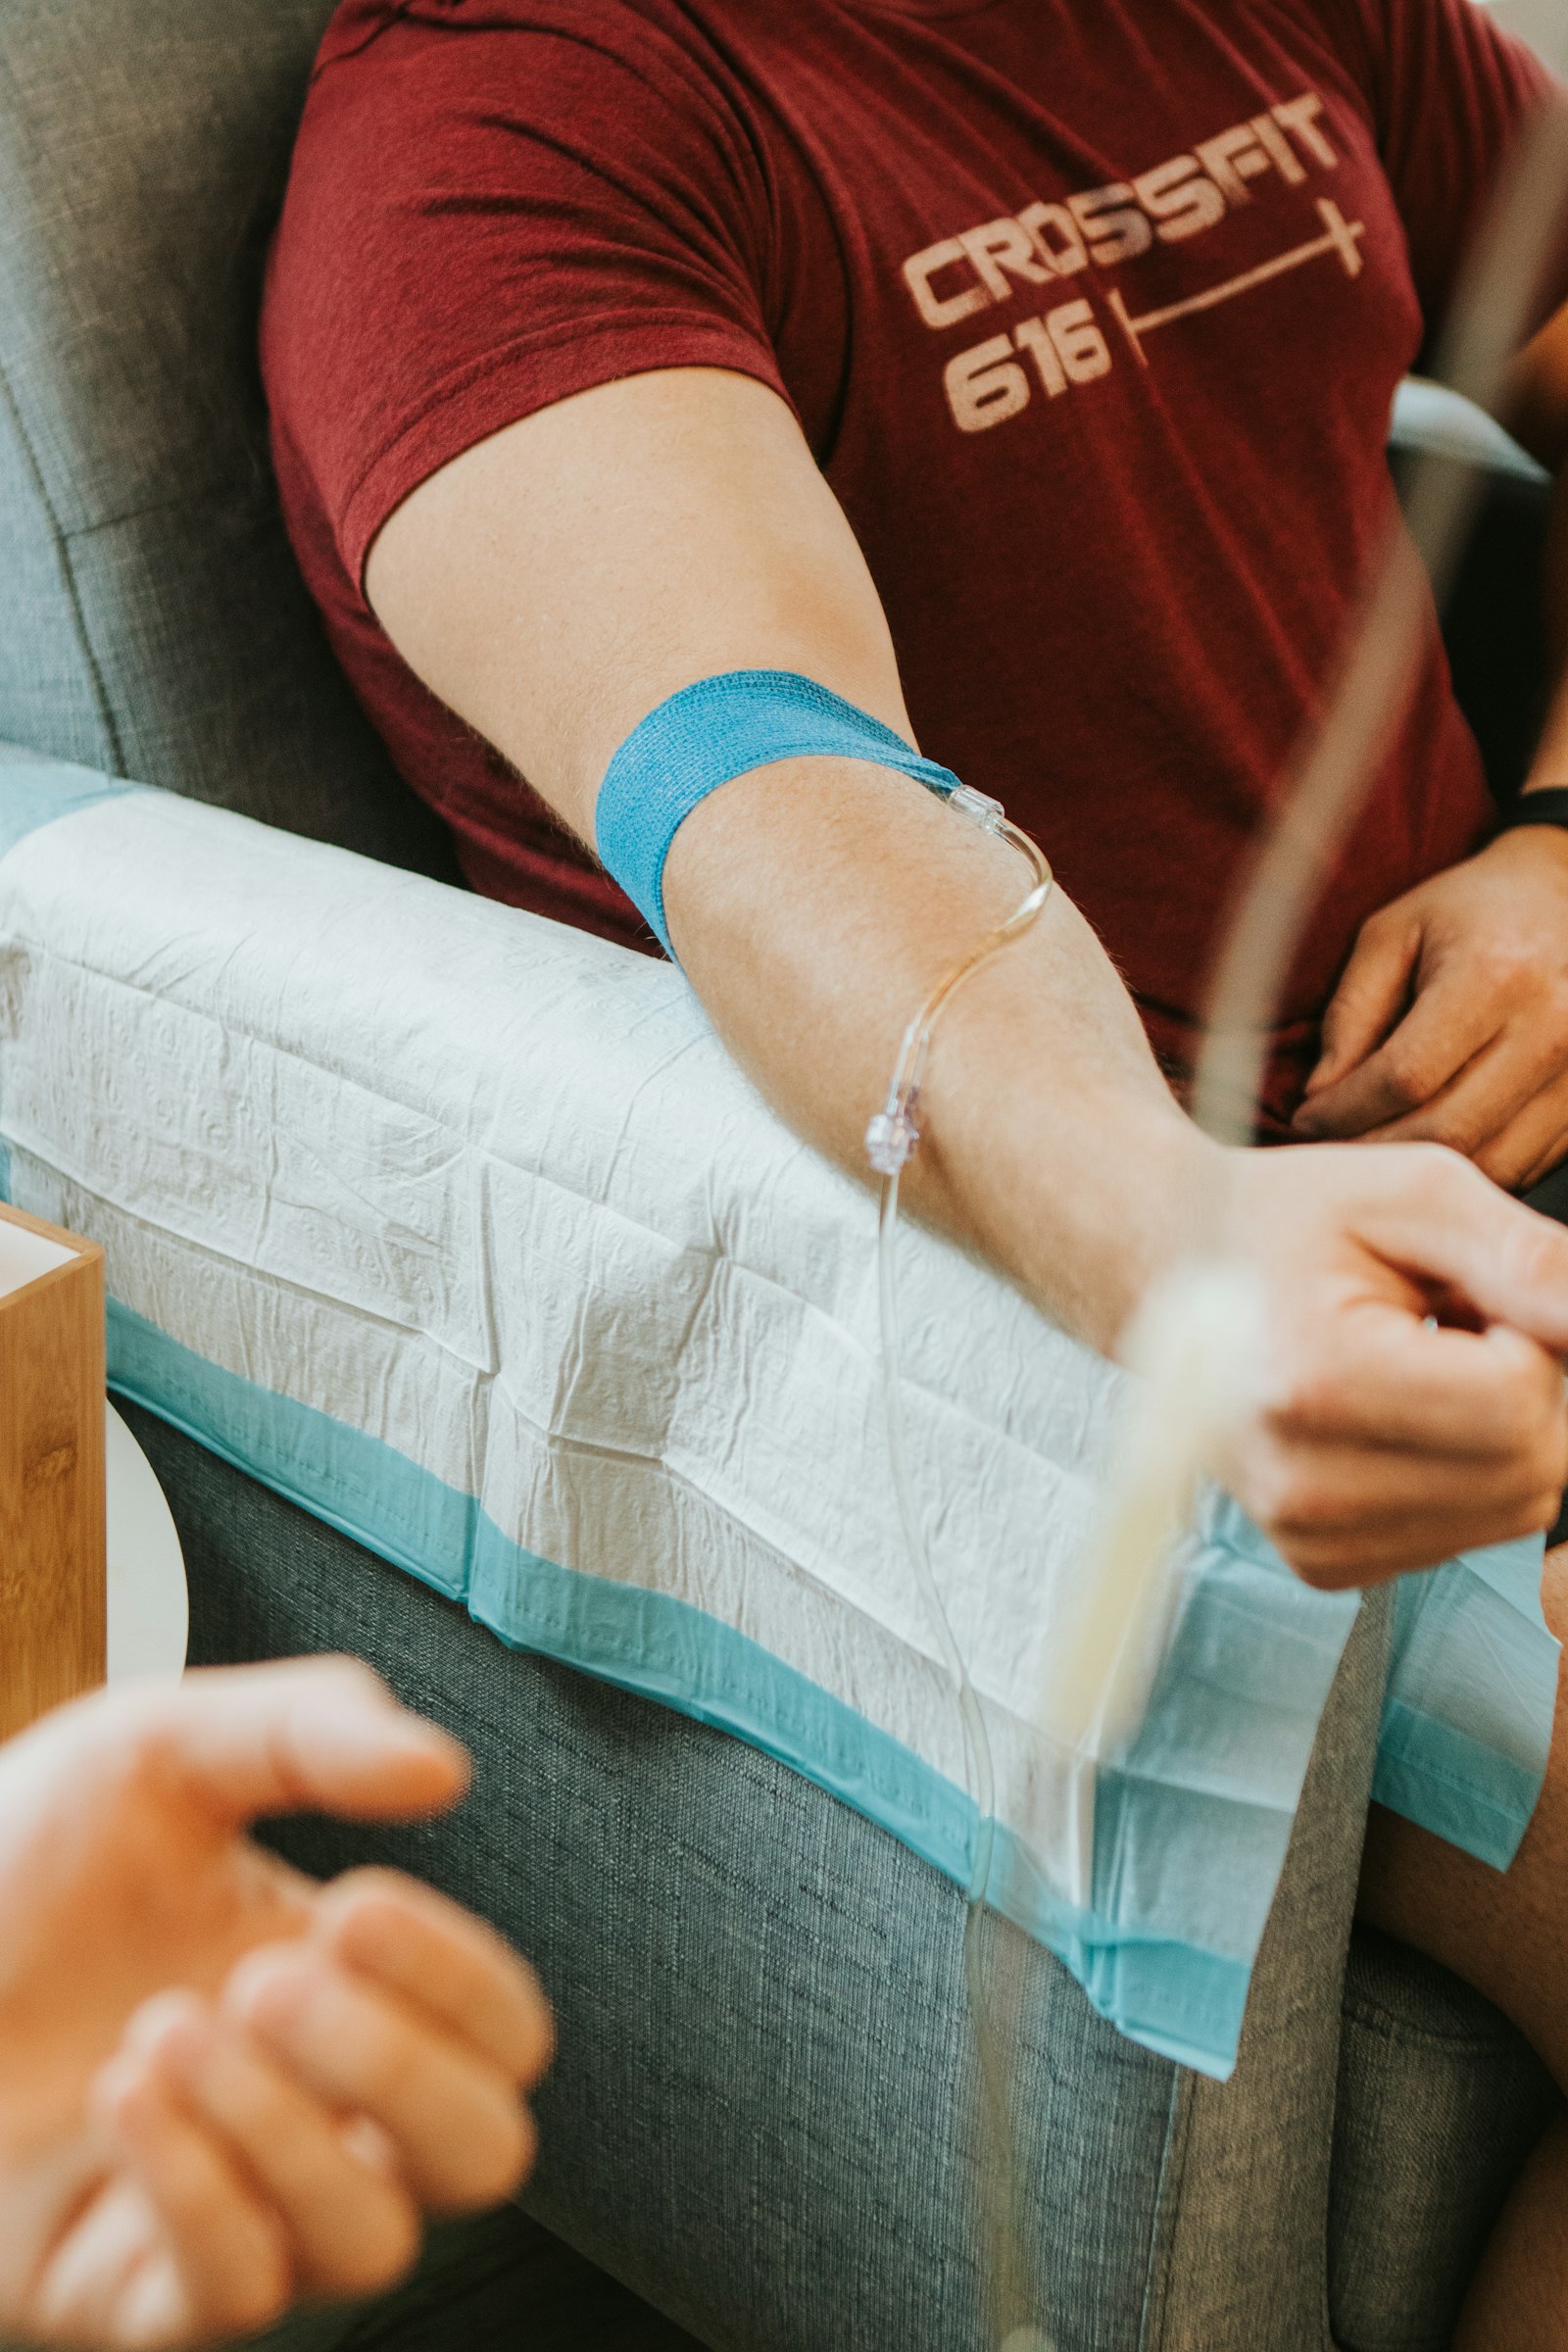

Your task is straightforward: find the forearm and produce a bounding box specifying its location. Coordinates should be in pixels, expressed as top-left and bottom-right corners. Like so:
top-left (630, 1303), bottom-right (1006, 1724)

top-left (368, 374), bottom-right (1217, 1360)
top-left (664, 752), bottom-right (1216, 1355)
top-left (365, 368), bottom-right (1568, 1583)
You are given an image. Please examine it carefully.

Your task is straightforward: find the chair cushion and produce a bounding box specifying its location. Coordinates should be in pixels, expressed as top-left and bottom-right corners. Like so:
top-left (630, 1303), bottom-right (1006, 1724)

top-left (0, 0), bottom-right (455, 873)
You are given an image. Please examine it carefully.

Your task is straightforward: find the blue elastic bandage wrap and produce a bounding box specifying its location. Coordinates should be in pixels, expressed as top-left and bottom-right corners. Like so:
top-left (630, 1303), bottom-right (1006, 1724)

top-left (595, 670), bottom-right (963, 958)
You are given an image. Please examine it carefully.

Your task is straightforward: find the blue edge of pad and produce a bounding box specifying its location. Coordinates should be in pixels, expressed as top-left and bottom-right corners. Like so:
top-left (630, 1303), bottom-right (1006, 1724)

top-left (2, 762), bottom-right (1553, 2081)
top-left (88, 1295), bottom-right (1546, 2082)
top-left (98, 1295), bottom-right (1264, 2077)
top-left (101, 1289), bottom-right (1542, 2060)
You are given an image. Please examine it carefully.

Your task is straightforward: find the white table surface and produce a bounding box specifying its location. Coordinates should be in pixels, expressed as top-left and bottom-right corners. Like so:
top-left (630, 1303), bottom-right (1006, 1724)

top-left (106, 1401), bottom-right (188, 1684)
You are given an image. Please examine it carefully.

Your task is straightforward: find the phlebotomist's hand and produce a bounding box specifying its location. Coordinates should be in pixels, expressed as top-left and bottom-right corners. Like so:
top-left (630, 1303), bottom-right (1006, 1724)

top-left (1220, 1140), bottom-right (1568, 1589)
top-left (1293, 823), bottom-right (1568, 1189)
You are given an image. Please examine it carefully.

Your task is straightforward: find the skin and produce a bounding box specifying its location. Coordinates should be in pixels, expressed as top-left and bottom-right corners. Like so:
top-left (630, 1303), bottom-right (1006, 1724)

top-left (1298, 298), bottom-right (1568, 1181)
top-left (365, 303), bottom-right (1568, 2335)
top-left (366, 354), bottom-right (1568, 1590)
top-left (0, 1659), bottom-right (553, 2348)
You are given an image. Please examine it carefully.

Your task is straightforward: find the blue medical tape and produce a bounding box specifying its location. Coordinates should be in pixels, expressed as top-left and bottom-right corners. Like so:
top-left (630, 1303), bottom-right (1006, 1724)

top-left (595, 670), bottom-right (962, 957)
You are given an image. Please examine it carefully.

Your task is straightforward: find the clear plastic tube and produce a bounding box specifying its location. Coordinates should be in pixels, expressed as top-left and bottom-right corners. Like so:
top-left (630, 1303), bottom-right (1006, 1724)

top-left (867, 805), bottom-right (1053, 1870)
top-left (866, 804), bottom-right (1054, 2348)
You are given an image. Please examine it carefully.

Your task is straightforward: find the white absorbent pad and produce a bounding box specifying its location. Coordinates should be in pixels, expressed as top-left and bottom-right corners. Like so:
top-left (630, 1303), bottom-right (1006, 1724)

top-left (0, 756), bottom-right (1555, 2080)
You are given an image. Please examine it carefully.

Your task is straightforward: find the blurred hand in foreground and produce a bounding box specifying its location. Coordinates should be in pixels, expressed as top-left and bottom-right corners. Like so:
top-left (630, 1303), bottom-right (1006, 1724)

top-left (0, 1658), bottom-right (553, 2348)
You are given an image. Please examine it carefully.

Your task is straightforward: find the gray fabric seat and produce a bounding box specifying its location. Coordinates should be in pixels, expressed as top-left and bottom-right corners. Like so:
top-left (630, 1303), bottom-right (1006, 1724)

top-left (0, 0), bottom-right (454, 871)
top-left (0, 2), bottom-right (1559, 2345)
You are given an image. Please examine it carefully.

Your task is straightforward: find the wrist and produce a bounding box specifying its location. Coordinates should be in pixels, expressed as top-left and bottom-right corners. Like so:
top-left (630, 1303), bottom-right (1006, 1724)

top-left (1004, 1101), bottom-right (1228, 1361)
top-left (1483, 803), bottom-right (1568, 867)
top-left (1102, 1123), bottom-right (1240, 1361)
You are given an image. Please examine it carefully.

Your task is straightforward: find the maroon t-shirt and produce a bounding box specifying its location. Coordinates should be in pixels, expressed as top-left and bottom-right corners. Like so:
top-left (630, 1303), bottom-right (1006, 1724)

top-left (262, 0), bottom-right (1558, 1127)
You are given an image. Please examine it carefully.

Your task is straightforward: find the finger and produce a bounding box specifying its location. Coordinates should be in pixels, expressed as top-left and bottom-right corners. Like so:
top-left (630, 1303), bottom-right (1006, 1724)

top-left (1241, 1430), bottom-right (1560, 1524)
top-left (138, 1660), bottom-right (471, 1829)
top-left (28, 2171), bottom-right (178, 2352)
top-left (1520, 1126), bottom-right (1568, 1193)
top-left (1305, 914), bottom-right (1420, 1096)
top-left (1294, 978), bottom-right (1503, 1139)
top-left (314, 1871), bottom-right (554, 2087)
top-left (125, 1992), bottom-right (421, 2300)
top-left (223, 1945), bottom-right (535, 2213)
top-left (1271, 1492), bottom-right (1561, 1591)
top-left (1349, 1148), bottom-right (1568, 1354)
top-left (82, 2050), bottom-right (291, 2348)
top-left (1236, 1428), bottom-right (1560, 1537)
top-left (1355, 1027), bottom-right (1568, 1166)
top-left (1474, 1070), bottom-right (1568, 1193)
top-left (1260, 1301), bottom-right (1568, 1463)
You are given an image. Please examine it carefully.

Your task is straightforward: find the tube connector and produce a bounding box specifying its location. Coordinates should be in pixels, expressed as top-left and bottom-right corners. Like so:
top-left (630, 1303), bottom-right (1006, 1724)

top-left (949, 783), bottom-right (1005, 832)
top-left (865, 1098), bottom-right (920, 1177)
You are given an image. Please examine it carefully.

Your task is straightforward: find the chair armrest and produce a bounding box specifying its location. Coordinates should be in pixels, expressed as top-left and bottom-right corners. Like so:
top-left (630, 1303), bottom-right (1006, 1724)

top-left (0, 751), bottom-right (1373, 2080)
top-left (0, 750), bottom-right (1118, 1744)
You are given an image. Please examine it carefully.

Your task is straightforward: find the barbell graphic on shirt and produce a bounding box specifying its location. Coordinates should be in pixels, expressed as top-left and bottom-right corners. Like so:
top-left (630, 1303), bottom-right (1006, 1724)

top-left (1108, 197), bottom-right (1367, 363)
top-left (945, 197), bottom-right (1369, 432)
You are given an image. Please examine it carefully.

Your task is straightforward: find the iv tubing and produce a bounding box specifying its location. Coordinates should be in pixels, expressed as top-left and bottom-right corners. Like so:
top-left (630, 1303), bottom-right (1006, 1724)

top-left (869, 808), bottom-right (1054, 2347)
top-left (871, 805), bottom-right (1052, 1892)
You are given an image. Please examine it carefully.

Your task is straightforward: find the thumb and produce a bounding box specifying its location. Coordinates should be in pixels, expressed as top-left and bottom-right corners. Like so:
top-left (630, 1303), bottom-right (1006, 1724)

top-left (153, 1659), bottom-right (471, 1829)
top-left (1358, 1149), bottom-right (1568, 1354)
top-left (1303, 915), bottom-right (1418, 1100)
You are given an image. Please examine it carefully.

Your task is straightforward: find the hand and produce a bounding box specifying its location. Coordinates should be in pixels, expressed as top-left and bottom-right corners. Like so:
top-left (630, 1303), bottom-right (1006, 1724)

top-left (0, 1660), bottom-right (553, 2349)
top-left (1217, 1142), bottom-right (1568, 1588)
top-left (1293, 827), bottom-right (1568, 1188)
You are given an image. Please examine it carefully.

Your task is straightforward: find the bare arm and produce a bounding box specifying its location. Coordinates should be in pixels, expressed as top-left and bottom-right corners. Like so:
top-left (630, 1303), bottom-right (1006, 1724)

top-left (368, 366), bottom-right (1568, 1584)
top-left (368, 368), bottom-right (1193, 1350)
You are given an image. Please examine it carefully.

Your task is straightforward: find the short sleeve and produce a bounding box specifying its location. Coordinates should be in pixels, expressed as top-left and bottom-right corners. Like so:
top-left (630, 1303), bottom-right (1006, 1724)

top-left (1319, 0), bottom-right (1565, 347)
top-left (262, 0), bottom-right (791, 589)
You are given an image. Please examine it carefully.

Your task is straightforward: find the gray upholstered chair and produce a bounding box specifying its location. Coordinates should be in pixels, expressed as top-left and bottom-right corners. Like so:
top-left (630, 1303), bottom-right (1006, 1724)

top-left (0, 0), bottom-right (454, 872)
top-left (0, 6), bottom-right (1558, 2348)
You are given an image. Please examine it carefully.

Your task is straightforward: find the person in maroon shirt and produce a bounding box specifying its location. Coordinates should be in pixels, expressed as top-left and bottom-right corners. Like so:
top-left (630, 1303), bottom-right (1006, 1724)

top-left (265, 3), bottom-right (1568, 2335)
